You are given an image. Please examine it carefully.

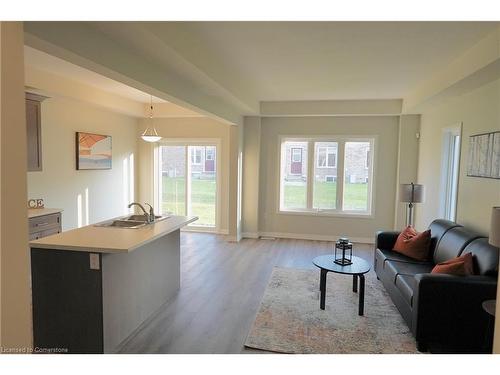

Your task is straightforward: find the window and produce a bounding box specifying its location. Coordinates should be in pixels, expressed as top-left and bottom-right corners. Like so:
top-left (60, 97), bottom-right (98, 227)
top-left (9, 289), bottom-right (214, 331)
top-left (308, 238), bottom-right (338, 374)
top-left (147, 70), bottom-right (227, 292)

top-left (191, 147), bottom-right (202, 165)
top-left (291, 148), bottom-right (302, 163)
top-left (280, 137), bottom-right (374, 215)
top-left (317, 146), bottom-right (336, 168)
top-left (343, 141), bottom-right (371, 211)
top-left (313, 142), bottom-right (338, 209)
top-left (440, 124), bottom-right (461, 221)
top-left (157, 143), bottom-right (218, 229)
top-left (205, 147), bottom-right (215, 161)
top-left (282, 142), bottom-right (308, 209)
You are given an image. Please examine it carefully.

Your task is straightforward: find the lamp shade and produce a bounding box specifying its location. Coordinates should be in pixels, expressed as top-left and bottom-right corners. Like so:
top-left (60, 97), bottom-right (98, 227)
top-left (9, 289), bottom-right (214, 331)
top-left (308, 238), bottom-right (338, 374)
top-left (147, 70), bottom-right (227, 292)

top-left (141, 125), bottom-right (161, 143)
top-left (399, 183), bottom-right (425, 203)
top-left (489, 206), bottom-right (500, 247)
top-left (141, 96), bottom-right (162, 143)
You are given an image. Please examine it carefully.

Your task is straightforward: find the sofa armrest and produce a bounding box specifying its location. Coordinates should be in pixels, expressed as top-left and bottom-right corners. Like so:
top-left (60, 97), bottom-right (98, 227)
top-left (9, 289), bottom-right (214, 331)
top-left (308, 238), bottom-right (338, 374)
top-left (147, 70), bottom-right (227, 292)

top-left (412, 273), bottom-right (497, 347)
top-left (375, 230), bottom-right (400, 251)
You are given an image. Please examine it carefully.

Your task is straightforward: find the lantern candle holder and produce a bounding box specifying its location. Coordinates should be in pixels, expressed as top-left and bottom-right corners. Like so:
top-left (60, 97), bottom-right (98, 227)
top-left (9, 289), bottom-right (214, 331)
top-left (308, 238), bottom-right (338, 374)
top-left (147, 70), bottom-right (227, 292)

top-left (334, 237), bottom-right (353, 266)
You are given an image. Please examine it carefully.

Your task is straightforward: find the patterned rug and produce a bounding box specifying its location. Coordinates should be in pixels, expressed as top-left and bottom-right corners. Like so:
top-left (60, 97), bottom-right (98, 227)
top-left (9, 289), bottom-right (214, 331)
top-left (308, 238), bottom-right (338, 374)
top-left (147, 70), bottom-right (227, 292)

top-left (245, 267), bottom-right (417, 354)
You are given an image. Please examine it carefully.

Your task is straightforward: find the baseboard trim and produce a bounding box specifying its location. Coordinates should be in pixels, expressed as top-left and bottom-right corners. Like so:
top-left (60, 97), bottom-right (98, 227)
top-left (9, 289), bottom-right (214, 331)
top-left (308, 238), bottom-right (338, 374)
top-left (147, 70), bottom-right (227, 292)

top-left (181, 227), bottom-right (229, 235)
top-left (244, 231), bottom-right (374, 244)
top-left (241, 232), bottom-right (260, 239)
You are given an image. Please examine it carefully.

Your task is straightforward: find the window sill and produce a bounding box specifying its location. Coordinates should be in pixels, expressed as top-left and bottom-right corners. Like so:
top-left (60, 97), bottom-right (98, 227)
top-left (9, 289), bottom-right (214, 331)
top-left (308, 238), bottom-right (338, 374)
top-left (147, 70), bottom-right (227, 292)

top-left (277, 209), bottom-right (374, 219)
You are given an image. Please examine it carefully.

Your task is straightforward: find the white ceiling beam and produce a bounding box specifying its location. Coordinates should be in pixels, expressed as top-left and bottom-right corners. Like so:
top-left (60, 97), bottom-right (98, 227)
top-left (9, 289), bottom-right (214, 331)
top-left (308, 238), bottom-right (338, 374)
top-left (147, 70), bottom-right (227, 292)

top-left (24, 22), bottom-right (242, 126)
top-left (260, 99), bottom-right (403, 117)
top-left (25, 65), bottom-right (145, 117)
top-left (26, 65), bottom-right (205, 119)
top-left (403, 25), bottom-right (500, 113)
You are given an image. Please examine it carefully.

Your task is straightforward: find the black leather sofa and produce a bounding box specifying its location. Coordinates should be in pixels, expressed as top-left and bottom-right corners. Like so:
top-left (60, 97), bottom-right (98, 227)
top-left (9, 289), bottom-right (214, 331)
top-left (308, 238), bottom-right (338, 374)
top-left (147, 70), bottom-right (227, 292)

top-left (374, 219), bottom-right (498, 353)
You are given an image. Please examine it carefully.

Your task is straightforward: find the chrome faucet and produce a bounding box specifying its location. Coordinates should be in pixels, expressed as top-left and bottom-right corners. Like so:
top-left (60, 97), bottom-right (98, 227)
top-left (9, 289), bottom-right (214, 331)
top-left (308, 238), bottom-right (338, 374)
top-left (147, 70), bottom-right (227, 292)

top-left (145, 203), bottom-right (156, 222)
top-left (128, 202), bottom-right (153, 223)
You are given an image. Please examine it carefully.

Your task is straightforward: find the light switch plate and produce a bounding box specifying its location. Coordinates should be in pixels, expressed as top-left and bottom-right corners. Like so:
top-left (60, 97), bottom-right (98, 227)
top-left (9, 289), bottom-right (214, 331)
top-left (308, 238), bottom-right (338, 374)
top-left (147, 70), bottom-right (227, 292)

top-left (89, 253), bottom-right (100, 270)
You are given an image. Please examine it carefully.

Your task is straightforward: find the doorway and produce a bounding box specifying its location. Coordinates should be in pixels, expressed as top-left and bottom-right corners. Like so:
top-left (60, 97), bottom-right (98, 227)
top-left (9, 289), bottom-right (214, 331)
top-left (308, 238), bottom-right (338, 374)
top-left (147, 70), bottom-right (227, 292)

top-left (440, 124), bottom-right (462, 221)
top-left (155, 141), bottom-right (220, 231)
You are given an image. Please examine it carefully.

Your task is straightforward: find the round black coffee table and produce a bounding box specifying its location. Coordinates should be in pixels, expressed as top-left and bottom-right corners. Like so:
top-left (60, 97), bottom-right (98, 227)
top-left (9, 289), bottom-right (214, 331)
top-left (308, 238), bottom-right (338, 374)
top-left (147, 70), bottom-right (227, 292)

top-left (312, 255), bottom-right (371, 316)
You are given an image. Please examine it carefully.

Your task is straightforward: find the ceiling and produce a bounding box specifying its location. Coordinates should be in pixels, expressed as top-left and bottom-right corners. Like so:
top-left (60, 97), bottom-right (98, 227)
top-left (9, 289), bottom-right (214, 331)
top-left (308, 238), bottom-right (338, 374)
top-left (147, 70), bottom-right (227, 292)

top-left (92, 21), bottom-right (498, 102)
top-left (23, 21), bottom-right (499, 121)
top-left (24, 46), bottom-right (167, 104)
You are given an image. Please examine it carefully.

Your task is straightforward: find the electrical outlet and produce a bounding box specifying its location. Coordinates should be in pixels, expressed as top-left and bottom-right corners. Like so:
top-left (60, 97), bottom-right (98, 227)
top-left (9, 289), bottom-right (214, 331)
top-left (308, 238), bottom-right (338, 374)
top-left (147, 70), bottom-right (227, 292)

top-left (89, 253), bottom-right (100, 270)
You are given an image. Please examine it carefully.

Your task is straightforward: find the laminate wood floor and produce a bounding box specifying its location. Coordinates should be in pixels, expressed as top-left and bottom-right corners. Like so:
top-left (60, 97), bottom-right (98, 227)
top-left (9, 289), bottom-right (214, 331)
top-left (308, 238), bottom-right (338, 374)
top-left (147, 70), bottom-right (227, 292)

top-left (117, 233), bottom-right (374, 354)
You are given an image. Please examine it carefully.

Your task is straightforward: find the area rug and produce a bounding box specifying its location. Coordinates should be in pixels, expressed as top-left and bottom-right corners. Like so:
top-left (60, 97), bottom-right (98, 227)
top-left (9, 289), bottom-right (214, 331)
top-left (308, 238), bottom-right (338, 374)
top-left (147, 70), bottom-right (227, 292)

top-left (244, 267), bottom-right (417, 354)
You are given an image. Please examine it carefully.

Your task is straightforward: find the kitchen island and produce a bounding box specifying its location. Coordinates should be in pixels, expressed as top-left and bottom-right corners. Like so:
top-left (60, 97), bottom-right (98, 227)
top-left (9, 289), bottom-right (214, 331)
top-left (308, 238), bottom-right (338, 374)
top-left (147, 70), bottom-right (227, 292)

top-left (29, 214), bottom-right (197, 353)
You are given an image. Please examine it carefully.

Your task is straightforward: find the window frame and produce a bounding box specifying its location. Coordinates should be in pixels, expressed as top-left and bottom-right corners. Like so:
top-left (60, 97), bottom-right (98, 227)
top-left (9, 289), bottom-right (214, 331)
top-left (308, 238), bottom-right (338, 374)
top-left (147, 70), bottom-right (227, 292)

top-left (278, 135), bottom-right (376, 218)
top-left (316, 145), bottom-right (337, 168)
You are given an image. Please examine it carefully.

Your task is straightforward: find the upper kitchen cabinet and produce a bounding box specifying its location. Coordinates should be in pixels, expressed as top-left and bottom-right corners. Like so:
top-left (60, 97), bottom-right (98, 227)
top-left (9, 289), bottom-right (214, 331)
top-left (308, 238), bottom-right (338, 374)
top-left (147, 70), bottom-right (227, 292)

top-left (26, 92), bottom-right (48, 172)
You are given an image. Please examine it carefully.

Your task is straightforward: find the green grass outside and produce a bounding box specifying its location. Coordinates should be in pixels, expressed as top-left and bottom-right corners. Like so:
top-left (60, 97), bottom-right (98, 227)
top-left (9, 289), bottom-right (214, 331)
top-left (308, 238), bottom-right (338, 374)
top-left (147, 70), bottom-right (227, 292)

top-left (161, 176), bottom-right (216, 226)
top-left (284, 182), bottom-right (368, 211)
top-left (161, 177), bottom-right (368, 227)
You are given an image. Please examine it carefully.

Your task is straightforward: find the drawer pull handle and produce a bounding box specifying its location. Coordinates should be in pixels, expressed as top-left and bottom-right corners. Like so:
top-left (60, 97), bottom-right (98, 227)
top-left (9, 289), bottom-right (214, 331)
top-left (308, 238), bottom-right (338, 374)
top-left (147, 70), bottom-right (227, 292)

top-left (36, 222), bottom-right (50, 227)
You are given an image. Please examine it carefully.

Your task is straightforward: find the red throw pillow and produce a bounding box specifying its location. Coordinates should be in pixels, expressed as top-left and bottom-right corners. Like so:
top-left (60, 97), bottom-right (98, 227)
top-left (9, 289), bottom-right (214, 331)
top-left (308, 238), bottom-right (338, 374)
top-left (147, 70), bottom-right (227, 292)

top-left (431, 252), bottom-right (474, 276)
top-left (392, 226), bottom-right (431, 261)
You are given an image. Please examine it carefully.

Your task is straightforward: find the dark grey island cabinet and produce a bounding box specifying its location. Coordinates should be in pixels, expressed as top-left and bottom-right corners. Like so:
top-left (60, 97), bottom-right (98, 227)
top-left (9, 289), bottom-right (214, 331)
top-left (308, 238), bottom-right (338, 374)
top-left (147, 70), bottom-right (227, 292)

top-left (29, 215), bottom-right (197, 353)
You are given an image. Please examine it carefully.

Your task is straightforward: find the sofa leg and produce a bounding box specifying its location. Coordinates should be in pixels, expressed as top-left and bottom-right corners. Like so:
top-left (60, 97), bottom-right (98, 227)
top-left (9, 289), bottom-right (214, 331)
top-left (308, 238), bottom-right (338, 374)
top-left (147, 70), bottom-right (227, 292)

top-left (417, 341), bottom-right (428, 353)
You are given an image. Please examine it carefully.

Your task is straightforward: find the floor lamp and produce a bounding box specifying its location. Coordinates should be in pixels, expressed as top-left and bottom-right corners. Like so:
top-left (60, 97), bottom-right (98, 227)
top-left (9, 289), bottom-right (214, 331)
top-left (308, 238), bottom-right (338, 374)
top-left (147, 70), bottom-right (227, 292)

top-left (399, 183), bottom-right (425, 227)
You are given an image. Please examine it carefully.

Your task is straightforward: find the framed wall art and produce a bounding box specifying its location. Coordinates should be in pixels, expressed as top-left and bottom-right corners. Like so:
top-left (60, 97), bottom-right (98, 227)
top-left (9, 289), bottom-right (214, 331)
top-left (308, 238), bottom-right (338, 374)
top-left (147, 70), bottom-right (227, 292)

top-left (467, 130), bottom-right (500, 179)
top-left (76, 132), bottom-right (112, 170)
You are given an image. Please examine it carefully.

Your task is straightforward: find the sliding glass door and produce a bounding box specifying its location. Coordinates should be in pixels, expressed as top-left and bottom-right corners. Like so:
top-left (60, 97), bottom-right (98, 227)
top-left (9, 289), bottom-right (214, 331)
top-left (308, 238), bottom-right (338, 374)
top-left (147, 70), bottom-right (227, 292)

top-left (157, 142), bottom-right (218, 229)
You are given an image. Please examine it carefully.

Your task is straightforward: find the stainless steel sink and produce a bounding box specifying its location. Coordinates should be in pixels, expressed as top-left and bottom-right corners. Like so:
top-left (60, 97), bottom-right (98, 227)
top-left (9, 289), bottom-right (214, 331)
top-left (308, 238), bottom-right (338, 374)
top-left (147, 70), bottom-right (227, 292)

top-left (95, 220), bottom-right (147, 229)
top-left (125, 214), bottom-right (149, 222)
top-left (124, 214), bottom-right (166, 222)
top-left (94, 214), bottom-right (171, 229)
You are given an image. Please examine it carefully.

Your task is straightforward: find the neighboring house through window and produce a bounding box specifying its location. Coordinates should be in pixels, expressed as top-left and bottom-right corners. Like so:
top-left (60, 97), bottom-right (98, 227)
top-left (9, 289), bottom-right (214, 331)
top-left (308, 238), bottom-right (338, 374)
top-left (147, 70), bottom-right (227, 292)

top-left (317, 146), bottom-right (336, 168)
top-left (191, 147), bottom-right (202, 165)
top-left (280, 137), bottom-right (374, 214)
top-left (290, 147), bottom-right (303, 175)
top-left (206, 147), bottom-right (215, 161)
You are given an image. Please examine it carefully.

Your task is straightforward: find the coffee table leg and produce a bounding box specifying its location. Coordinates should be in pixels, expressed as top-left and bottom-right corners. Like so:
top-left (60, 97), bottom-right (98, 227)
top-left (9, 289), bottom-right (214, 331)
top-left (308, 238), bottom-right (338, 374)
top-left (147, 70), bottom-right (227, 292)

top-left (358, 274), bottom-right (365, 316)
top-left (353, 275), bottom-right (358, 293)
top-left (320, 269), bottom-right (327, 310)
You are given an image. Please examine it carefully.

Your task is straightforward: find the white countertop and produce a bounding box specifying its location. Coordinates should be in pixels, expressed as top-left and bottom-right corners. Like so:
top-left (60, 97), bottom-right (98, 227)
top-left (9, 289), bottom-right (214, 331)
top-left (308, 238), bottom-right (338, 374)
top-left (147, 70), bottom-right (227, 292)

top-left (28, 208), bottom-right (63, 218)
top-left (29, 215), bottom-right (198, 253)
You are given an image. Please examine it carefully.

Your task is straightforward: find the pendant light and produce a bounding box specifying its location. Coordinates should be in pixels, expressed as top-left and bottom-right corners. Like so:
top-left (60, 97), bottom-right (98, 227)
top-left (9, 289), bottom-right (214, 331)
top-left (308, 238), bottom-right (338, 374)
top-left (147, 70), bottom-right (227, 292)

top-left (141, 95), bottom-right (162, 142)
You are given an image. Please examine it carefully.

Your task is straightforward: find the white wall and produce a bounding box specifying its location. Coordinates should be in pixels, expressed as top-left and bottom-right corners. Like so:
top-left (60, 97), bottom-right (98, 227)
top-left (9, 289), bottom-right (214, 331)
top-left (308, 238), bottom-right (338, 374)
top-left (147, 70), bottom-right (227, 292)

top-left (0, 21), bottom-right (33, 350)
top-left (415, 79), bottom-right (500, 234)
top-left (242, 117), bottom-right (262, 236)
top-left (394, 115), bottom-right (421, 230)
top-left (257, 116), bottom-right (400, 242)
top-left (137, 117), bottom-right (231, 234)
top-left (27, 96), bottom-right (139, 231)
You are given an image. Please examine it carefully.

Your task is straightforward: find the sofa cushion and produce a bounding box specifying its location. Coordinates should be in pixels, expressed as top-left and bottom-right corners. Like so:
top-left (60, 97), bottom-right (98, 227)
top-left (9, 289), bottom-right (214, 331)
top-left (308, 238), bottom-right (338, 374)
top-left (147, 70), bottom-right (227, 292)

top-left (462, 238), bottom-right (499, 276)
top-left (432, 226), bottom-right (483, 264)
top-left (431, 252), bottom-right (475, 276)
top-left (393, 226), bottom-right (431, 261)
top-left (376, 248), bottom-right (430, 270)
top-left (385, 260), bottom-right (434, 283)
top-left (428, 219), bottom-right (462, 257)
top-left (395, 274), bottom-right (416, 306)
